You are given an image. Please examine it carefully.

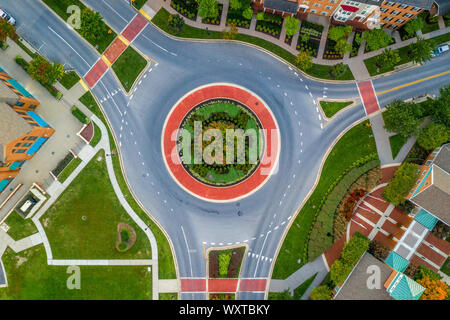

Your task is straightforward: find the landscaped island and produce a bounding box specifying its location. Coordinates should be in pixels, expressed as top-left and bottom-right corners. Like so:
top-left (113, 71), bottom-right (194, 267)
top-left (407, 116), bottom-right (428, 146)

top-left (178, 99), bottom-right (262, 186)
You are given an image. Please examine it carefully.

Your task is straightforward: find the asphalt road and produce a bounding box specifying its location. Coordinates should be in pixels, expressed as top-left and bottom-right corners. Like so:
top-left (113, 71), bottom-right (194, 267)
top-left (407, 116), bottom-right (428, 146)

top-left (2, 0), bottom-right (449, 300)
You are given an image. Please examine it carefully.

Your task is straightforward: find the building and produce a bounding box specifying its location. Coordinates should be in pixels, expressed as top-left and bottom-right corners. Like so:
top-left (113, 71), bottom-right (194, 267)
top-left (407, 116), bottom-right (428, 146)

top-left (407, 144), bottom-right (450, 226)
top-left (253, 0), bottom-right (445, 29)
top-left (334, 252), bottom-right (425, 300)
top-left (0, 67), bottom-right (54, 194)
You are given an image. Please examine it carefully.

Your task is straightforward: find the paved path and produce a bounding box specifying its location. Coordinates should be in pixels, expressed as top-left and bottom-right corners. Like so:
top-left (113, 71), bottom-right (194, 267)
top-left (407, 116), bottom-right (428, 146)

top-left (269, 254), bottom-right (328, 300)
top-left (370, 113), bottom-right (394, 165)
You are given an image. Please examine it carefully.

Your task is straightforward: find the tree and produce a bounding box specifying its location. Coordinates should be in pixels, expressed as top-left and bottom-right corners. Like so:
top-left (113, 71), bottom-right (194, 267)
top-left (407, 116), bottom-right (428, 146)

top-left (330, 62), bottom-right (346, 78)
top-left (382, 162), bottom-right (418, 206)
top-left (363, 28), bottom-right (393, 51)
top-left (256, 12), bottom-right (265, 21)
top-left (198, 0), bottom-right (219, 19)
top-left (296, 50), bottom-right (312, 71)
top-left (229, 0), bottom-right (242, 10)
top-left (417, 276), bottom-right (449, 300)
top-left (430, 84), bottom-right (450, 126)
top-left (330, 259), bottom-right (353, 285)
top-left (242, 6), bottom-right (253, 20)
top-left (27, 56), bottom-right (64, 86)
top-left (376, 48), bottom-right (400, 69)
top-left (415, 266), bottom-right (443, 281)
top-left (0, 18), bottom-right (15, 42)
top-left (310, 285), bottom-right (332, 300)
top-left (167, 14), bottom-right (184, 34)
top-left (404, 17), bottom-right (424, 37)
top-left (284, 16), bottom-right (300, 37)
top-left (410, 37), bottom-right (434, 64)
top-left (368, 240), bottom-right (390, 260)
top-left (80, 9), bottom-right (108, 43)
top-left (383, 100), bottom-right (423, 138)
top-left (222, 23), bottom-right (238, 40)
top-left (335, 38), bottom-right (352, 56)
top-left (328, 25), bottom-right (352, 42)
top-left (417, 123), bottom-right (449, 150)
top-left (340, 233), bottom-right (370, 265)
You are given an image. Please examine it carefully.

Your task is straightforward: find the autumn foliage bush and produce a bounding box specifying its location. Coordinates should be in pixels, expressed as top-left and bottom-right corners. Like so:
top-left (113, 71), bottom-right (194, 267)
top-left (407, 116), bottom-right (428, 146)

top-left (417, 276), bottom-right (449, 300)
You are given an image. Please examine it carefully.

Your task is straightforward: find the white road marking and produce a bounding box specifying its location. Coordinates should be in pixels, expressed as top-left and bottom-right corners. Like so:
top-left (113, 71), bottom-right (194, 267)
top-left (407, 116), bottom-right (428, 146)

top-left (181, 225), bottom-right (193, 277)
top-left (47, 26), bottom-right (90, 68)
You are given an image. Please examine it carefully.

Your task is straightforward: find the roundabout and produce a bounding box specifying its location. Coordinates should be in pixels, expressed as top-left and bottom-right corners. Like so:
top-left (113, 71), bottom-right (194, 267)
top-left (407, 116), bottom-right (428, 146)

top-left (162, 83), bottom-right (280, 202)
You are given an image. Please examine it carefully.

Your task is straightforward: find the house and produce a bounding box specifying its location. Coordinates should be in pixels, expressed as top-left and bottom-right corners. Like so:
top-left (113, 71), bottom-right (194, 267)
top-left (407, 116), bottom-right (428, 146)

top-left (334, 252), bottom-right (425, 300)
top-left (0, 67), bottom-right (54, 194)
top-left (252, 0), bottom-right (443, 29)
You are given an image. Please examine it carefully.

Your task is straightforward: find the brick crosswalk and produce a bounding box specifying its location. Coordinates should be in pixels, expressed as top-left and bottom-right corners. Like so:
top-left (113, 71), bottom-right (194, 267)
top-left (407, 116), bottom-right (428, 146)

top-left (357, 80), bottom-right (380, 116)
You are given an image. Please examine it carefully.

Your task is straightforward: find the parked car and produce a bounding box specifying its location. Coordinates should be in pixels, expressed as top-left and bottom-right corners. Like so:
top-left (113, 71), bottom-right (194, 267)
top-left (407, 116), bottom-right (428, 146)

top-left (431, 44), bottom-right (449, 57)
top-left (0, 8), bottom-right (15, 25)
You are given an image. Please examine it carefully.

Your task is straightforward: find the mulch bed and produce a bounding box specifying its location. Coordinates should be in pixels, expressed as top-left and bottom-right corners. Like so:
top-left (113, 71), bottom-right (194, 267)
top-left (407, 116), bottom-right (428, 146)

top-left (116, 222), bottom-right (136, 252)
top-left (208, 246), bottom-right (245, 278)
top-left (79, 122), bottom-right (93, 142)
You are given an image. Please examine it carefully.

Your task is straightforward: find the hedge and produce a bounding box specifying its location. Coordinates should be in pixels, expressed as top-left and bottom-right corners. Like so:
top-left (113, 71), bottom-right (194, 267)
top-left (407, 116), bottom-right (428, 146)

top-left (52, 152), bottom-right (75, 177)
top-left (307, 156), bottom-right (379, 261)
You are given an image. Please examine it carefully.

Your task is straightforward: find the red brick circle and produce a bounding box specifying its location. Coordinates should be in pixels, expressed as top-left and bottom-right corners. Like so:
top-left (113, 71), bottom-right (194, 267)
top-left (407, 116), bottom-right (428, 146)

top-left (162, 83), bottom-right (280, 202)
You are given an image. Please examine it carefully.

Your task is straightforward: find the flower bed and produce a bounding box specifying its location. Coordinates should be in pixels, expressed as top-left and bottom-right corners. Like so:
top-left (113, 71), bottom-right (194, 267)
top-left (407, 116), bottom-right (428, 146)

top-left (209, 293), bottom-right (235, 300)
top-left (116, 223), bottom-right (137, 252)
top-left (208, 246), bottom-right (246, 278)
top-left (202, 4), bottom-right (223, 25)
top-left (323, 38), bottom-right (343, 60)
top-left (296, 21), bottom-right (322, 57)
top-left (256, 13), bottom-right (283, 39)
top-left (170, 0), bottom-right (198, 21)
top-left (226, 8), bottom-right (251, 29)
top-left (285, 34), bottom-right (293, 45)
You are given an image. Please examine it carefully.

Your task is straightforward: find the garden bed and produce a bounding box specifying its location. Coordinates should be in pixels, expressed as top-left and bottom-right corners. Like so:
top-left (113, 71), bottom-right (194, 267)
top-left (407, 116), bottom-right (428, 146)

top-left (226, 8), bottom-right (251, 29)
top-left (323, 38), bottom-right (344, 60)
top-left (284, 34), bottom-right (293, 46)
top-left (255, 13), bottom-right (283, 39)
top-left (398, 25), bottom-right (416, 41)
top-left (170, 0), bottom-right (198, 21)
top-left (202, 4), bottom-right (223, 25)
top-left (116, 223), bottom-right (137, 252)
top-left (209, 246), bottom-right (245, 278)
top-left (52, 152), bottom-right (75, 178)
top-left (350, 31), bottom-right (362, 58)
top-left (71, 106), bottom-right (90, 124)
top-left (296, 21), bottom-right (323, 58)
top-left (420, 12), bottom-right (440, 34)
top-left (209, 293), bottom-right (235, 300)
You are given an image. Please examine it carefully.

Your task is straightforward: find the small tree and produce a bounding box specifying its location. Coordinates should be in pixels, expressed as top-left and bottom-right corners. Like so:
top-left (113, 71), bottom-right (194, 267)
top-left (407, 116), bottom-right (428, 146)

top-left (429, 85), bottom-right (450, 126)
top-left (335, 38), bottom-right (352, 56)
top-left (222, 23), bottom-right (238, 40)
top-left (340, 233), bottom-right (370, 265)
top-left (363, 28), bottom-right (393, 51)
top-left (404, 17), bottom-right (425, 37)
top-left (310, 285), bottom-right (332, 300)
top-left (284, 16), bottom-right (300, 37)
top-left (328, 25), bottom-right (352, 42)
top-left (330, 62), bottom-right (346, 78)
top-left (167, 14), bottom-right (185, 34)
top-left (382, 162), bottom-right (418, 206)
top-left (0, 18), bottom-right (15, 42)
top-left (368, 240), bottom-right (390, 260)
top-left (242, 6), bottom-right (253, 20)
top-left (410, 37), bottom-right (434, 64)
top-left (229, 0), bottom-right (242, 10)
top-left (383, 100), bottom-right (423, 138)
top-left (198, 0), bottom-right (219, 19)
top-left (256, 12), bottom-right (265, 21)
top-left (417, 276), bottom-right (449, 300)
top-left (296, 50), bottom-right (312, 71)
top-left (415, 265), bottom-right (443, 281)
top-left (80, 9), bottom-right (108, 43)
top-left (376, 48), bottom-right (400, 69)
top-left (417, 123), bottom-right (449, 150)
top-left (27, 56), bottom-right (64, 86)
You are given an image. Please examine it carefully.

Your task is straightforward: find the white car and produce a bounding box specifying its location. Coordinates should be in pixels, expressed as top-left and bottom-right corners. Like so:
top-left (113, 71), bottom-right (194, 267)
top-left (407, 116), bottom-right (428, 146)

top-left (431, 44), bottom-right (449, 57)
top-left (0, 8), bottom-right (15, 25)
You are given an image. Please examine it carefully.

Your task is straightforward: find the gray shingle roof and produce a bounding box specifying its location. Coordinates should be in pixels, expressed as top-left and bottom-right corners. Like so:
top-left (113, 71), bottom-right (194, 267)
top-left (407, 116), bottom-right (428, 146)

top-left (433, 144), bottom-right (450, 173)
top-left (391, 0), bottom-right (435, 10)
top-left (263, 0), bottom-right (298, 13)
top-left (334, 253), bottom-right (394, 300)
top-left (434, 0), bottom-right (450, 15)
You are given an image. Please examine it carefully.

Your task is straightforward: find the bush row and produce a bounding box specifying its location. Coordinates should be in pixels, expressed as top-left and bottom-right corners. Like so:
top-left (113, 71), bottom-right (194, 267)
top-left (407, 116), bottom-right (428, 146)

top-left (52, 152), bottom-right (75, 177)
top-left (170, 1), bottom-right (196, 20)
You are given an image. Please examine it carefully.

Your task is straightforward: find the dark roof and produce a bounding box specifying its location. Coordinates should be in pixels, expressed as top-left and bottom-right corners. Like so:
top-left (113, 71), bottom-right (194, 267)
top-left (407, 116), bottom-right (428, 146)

top-left (263, 0), bottom-right (298, 13)
top-left (355, 0), bottom-right (383, 6)
top-left (434, 0), bottom-right (450, 15)
top-left (392, 0), bottom-right (434, 9)
top-left (434, 144), bottom-right (450, 173)
top-left (334, 253), bottom-right (394, 300)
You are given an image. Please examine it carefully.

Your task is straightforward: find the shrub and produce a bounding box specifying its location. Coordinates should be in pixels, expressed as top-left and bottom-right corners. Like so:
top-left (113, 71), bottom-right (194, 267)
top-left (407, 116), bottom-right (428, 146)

top-left (310, 285), bottom-right (332, 300)
top-left (218, 251), bottom-right (232, 277)
top-left (417, 123), bottom-right (449, 151)
top-left (368, 240), bottom-right (390, 260)
top-left (382, 162), bottom-right (418, 206)
top-left (340, 232), bottom-right (370, 265)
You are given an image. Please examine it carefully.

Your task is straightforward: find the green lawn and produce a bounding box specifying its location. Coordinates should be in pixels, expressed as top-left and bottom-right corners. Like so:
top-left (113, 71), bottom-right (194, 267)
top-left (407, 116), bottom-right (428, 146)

top-left (132, 0), bottom-right (147, 10)
top-left (42, 0), bottom-right (116, 53)
top-left (57, 157), bottom-right (82, 183)
top-left (159, 293), bottom-right (178, 300)
top-left (41, 150), bottom-right (152, 260)
top-left (79, 92), bottom-right (177, 279)
top-left (272, 121), bottom-right (378, 279)
top-left (4, 211), bottom-right (38, 241)
top-left (152, 8), bottom-right (354, 81)
top-left (0, 246), bottom-right (152, 299)
top-left (90, 122), bottom-right (102, 147)
top-left (71, 106), bottom-right (89, 124)
top-left (389, 134), bottom-right (407, 159)
top-left (112, 46), bottom-right (148, 92)
top-left (268, 273), bottom-right (317, 300)
top-left (319, 100), bottom-right (353, 118)
top-left (441, 257), bottom-right (450, 277)
top-left (59, 71), bottom-right (80, 90)
top-left (422, 21), bottom-right (439, 34)
top-left (364, 32), bottom-right (450, 76)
